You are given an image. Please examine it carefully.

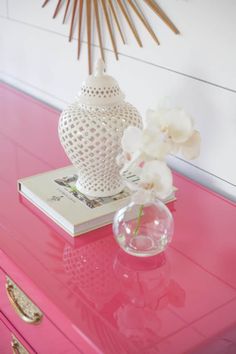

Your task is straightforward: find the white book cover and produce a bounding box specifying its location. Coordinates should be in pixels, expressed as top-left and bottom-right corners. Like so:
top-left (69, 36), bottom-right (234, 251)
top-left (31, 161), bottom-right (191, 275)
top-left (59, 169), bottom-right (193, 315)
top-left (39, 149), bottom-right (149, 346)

top-left (18, 165), bottom-right (175, 237)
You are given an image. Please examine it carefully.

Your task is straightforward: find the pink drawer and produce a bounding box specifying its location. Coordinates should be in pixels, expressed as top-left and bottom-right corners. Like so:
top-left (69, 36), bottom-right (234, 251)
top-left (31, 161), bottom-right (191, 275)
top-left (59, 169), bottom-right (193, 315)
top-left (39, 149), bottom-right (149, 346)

top-left (0, 313), bottom-right (35, 354)
top-left (0, 268), bottom-right (80, 354)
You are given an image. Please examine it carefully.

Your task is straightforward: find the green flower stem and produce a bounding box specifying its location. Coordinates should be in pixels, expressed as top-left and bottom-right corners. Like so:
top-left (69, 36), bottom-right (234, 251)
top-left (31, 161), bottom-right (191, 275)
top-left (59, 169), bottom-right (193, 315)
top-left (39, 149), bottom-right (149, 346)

top-left (133, 204), bottom-right (144, 236)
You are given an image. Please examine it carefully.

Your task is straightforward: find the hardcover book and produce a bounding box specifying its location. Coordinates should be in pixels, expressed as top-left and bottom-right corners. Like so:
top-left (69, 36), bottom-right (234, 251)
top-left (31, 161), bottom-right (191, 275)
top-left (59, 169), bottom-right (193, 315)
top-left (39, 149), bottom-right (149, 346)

top-left (18, 165), bottom-right (175, 237)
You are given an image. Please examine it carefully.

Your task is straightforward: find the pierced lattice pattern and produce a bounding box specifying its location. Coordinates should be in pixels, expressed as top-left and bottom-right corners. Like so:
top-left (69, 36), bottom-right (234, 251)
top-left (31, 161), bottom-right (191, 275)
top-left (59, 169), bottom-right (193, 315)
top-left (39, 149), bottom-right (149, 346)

top-left (59, 101), bottom-right (142, 197)
top-left (80, 85), bottom-right (120, 99)
top-left (63, 237), bottom-right (118, 308)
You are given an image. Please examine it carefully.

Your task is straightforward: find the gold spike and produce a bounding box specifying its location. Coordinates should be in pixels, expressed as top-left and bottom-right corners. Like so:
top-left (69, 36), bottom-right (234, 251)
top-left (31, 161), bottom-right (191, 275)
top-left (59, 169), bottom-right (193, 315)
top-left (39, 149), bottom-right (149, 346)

top-left (94, 0), bottom-right (105, 61)
top-left (86, 0), bottom-right (92, 74)
top-left (41, 0), bottom-right (180, 74)
top-left (143, 0), bottom-right (180, 34)
top-left (108, 0), bottom-right (125, 44)
top-left (63, 0), bottom-right (71, 24)
top-left (69, 0), bottom-right (78, 42)
top-left (101, 0), bottom-right (119, 60)
top-left (116, 0), bottom-right (142, 47)
top-left (53, 0), bottom-right (63, 18)
top-left (42, 0), bottom-right (50, 8)
top-left (77, 0), bottom-right (84, 59)
top-left (127, 0), bottom-right (159, 44)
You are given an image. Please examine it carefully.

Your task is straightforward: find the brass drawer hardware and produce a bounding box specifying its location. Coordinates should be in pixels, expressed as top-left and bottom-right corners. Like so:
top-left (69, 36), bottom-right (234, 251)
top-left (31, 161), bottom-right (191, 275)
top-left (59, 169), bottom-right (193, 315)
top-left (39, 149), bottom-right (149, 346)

top-left (11, 335), bottom-right (30, 354)
top-left (6, 276), bottom-right (43, 325)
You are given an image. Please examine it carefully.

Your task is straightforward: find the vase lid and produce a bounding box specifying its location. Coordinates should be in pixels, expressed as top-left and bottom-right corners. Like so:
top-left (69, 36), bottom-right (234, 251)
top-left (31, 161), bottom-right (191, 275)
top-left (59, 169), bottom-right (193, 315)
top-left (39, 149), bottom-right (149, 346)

top-left (77, 59), bottom-right (125, 106)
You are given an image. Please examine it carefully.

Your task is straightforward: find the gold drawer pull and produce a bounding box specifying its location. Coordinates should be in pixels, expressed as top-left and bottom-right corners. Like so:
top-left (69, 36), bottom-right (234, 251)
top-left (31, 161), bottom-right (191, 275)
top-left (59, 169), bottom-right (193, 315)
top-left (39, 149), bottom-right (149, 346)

top-left (6, 276), bottom-right (43, 325)
top-left (11, 335), bottom-right (29, 354)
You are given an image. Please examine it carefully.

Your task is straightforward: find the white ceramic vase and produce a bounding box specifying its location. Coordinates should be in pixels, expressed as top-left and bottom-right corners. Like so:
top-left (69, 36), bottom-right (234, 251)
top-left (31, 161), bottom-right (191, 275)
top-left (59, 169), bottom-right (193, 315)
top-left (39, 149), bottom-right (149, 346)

top-left (58, 60), bottom-right (142, 198)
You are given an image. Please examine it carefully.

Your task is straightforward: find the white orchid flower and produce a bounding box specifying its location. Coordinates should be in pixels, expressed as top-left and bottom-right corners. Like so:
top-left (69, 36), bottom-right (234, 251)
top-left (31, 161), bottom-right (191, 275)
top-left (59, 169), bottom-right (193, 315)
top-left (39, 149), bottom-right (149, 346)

top-left (118, 99), bottom-right (201, 206)
top-left (146, 105), bottom-right (194, 144)
top-left (142, 129), bottom-right (171, 160)
top-left (169, 129), bottom-right (201, 160)
top-left (179, 130), bottom-right (201, 160)
top-left (139, 160), bottom-right (173, 199)
top-left (162, 108), bottom-right (194, 143)
top-left (131, 160), bottom-right (173, 204)
top-left (145, 97), bottom-right (173, 130)
top-left (121, 126), bottom-right (170, 162)
top-left (119, 126), bottom-right (144, 173)
top-left (145, 105), bottom-right (200, 158)
top-left (116, 153), bottom-right (127, 167)
top-left (121, 126), bottom-right (143, 154)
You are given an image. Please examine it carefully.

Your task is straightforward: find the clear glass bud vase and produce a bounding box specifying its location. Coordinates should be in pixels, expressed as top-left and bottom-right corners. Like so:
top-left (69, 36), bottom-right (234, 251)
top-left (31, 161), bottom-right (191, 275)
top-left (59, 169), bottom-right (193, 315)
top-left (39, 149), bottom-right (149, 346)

top-left (113, 199), bottom-right (174, 257)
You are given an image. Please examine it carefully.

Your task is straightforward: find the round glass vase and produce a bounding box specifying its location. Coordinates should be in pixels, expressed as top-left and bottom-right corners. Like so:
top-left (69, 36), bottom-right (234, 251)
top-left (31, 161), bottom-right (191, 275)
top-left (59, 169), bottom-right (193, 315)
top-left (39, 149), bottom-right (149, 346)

top-left (113, 199), bottom-right (174, 257)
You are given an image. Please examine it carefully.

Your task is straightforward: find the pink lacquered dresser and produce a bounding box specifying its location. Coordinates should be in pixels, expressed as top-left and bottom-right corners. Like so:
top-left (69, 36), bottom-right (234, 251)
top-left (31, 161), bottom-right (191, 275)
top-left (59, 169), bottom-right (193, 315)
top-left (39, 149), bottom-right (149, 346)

top-left (0, 82), bottom-right (236, 354)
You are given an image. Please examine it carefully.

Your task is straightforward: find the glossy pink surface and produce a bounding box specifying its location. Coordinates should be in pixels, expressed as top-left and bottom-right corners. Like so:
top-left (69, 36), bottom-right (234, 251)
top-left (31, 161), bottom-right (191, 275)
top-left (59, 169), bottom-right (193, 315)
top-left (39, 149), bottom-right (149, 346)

top-left (0, 266), bottom-right (79, 354)
top-left (0, 312), bottom-right (35, 353)
top-left (0, 82), bottom-right (236, 353)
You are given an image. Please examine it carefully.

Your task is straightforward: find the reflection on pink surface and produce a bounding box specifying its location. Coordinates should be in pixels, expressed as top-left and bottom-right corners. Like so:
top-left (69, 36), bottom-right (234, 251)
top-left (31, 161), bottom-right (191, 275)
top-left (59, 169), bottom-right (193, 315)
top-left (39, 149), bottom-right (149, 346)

top-left (114, 252), bottom-right (173, 308)
top-left (113, 252), bottom-right (185, 347)
top-left (63, 238), bottom-right (119, 310)
top-left (60, 237), bottom-right (188, 352)
top-left (1, 83), bottom-right (236, 353)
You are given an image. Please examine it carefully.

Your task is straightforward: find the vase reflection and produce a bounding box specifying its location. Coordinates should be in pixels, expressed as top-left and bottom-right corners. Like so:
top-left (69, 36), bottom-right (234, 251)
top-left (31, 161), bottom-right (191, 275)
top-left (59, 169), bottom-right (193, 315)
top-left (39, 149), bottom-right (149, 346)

top-left (61, 235), bottom-right (186, 351)
top-left (113, 251), bottom-right (186, 347)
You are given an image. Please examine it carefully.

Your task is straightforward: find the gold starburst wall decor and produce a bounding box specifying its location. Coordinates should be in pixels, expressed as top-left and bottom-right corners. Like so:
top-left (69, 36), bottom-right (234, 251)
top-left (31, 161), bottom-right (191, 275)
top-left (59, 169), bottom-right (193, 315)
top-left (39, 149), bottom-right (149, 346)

top-left (42, 0), bottom-right (180, 74)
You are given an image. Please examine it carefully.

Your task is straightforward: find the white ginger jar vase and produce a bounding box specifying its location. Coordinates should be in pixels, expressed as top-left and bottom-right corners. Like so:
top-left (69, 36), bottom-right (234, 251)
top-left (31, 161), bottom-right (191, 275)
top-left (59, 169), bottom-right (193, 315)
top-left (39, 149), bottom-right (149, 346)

top-left (58, 60), bottom-right (142, 198)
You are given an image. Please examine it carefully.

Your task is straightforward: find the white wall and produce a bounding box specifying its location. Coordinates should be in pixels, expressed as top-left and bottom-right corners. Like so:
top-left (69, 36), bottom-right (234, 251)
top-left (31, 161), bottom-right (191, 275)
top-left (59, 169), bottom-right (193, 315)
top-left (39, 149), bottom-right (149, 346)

top-left (1, 0), bottom-right (236, 201)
